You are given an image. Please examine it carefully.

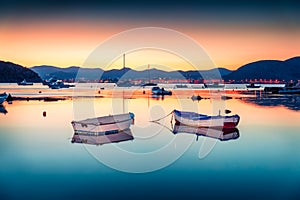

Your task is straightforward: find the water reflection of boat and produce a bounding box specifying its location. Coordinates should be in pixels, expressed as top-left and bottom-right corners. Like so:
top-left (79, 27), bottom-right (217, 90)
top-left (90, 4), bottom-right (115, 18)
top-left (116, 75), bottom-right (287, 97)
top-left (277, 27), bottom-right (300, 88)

top-left (0, 105), bottom-right (7, 114)
top-left (173, 110), bottom-right (240, 128)
top-left (71, 129), bottom-right (134, 145)
top-left (151, 94), bottom-right (165, 100)
top-left (173, 124), bottom-right (239, 141)
top-left (71, 112), bottom-right (135, 135)
top-left (17, 79), bottom-right (34, 85)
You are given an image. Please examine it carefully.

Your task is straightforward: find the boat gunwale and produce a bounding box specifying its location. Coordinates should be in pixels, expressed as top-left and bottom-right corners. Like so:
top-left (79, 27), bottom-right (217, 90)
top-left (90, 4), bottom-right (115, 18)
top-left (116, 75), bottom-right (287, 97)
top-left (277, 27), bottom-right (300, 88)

top-left (174, 110), bottom-right (240, 121)
top-left (71, 117), bottom-right (132, 126)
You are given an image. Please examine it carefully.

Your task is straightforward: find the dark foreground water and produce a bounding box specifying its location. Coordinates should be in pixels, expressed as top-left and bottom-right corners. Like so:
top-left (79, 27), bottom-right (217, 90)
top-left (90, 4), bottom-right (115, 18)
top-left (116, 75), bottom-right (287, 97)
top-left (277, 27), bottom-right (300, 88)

top-left (0, 85), bottom-right (299, 199)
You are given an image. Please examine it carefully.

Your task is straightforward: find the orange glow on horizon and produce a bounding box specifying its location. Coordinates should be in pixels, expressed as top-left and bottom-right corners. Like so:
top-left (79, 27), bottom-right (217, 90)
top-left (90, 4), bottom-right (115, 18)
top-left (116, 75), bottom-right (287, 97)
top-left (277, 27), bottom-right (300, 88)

top-left (0, 17), bottom-right (299, 70)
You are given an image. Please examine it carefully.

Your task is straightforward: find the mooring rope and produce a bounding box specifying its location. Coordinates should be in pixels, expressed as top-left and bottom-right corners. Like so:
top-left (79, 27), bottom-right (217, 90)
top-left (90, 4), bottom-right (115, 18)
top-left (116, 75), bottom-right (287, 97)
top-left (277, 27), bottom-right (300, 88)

top-left (149, 110), bottom-right (174, 122)
top-left (151, 121), bottom-right (174, 133)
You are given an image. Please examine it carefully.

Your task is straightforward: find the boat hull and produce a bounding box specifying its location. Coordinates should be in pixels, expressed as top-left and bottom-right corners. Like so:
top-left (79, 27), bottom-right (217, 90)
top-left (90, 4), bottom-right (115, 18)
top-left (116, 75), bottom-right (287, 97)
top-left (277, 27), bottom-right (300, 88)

top-left (204, 83), bottom-right (225, 89)
top-left (246, 86), bottom-right (261, 88)
top-left (152, 91), bottom-right (172, 95)
top-left (71, 113), bottom-right (134, 135)
top-left (173, 110), bottom-right (240, 128)
top-left (17, 80), bottom-right (33, 85)
top-left (17, 83), bottom-right (33, 85)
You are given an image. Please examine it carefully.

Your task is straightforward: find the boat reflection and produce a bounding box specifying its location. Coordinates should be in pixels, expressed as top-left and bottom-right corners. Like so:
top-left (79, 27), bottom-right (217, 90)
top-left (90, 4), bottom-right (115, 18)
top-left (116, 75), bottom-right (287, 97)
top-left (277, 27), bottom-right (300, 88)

top-left (71, 129), bottom-right (134, 146)
top-left (151, 94), bottom-right (165, 100)
top-left (173, 124), bottom-right (240, 141)
top-left (0, 105), bottom-right (7, 114)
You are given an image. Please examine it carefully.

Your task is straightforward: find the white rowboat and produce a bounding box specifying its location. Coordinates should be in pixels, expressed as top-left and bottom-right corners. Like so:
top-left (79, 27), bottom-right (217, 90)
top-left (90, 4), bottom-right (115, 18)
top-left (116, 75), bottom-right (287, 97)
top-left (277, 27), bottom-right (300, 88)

top-left (71, 112), bottom-right (134, 135)
top-left (173, 110), bottom-right (240, 128)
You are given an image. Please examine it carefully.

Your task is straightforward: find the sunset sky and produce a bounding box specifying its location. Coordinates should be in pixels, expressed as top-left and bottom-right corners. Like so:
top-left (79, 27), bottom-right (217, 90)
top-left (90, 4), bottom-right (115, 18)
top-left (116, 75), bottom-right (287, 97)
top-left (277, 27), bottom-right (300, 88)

top-left (0, 0), bottom-right (299, 70)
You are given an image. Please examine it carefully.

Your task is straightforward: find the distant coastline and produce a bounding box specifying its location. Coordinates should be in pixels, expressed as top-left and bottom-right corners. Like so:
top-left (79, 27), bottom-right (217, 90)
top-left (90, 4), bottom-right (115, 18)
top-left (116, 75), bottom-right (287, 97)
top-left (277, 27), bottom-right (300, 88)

top-left (0, 56), bottom-right (299, 83)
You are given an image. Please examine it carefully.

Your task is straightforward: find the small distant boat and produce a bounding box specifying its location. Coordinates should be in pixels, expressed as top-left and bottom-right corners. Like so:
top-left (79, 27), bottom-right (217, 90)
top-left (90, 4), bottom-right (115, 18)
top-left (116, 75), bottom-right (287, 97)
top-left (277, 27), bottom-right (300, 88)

top-left (191, 95), bottom-right (202, 101)
top-left (71, 112), bottom-right (135, 135)
top-left (42, 77), bottom-right (58, 86)
top-left (173, 125), bottom-right (239, 141)
top-left (48, 80), bottom-right (75, 89)
top-left (221, 95), bottom-right (233, 100)
top-left (173, 109), bottom-right (240, 128)
top-left (17, 79), bottom-right (33, 85)
top-left (204, 83), bottom-right (225, 89)
top-left (0, 92), bottom-right (8, 98)
top-left (151, 87), bottom-right (172, 95)
top-left (71, 129), bottom-right (134, 145)
top-left (0, 92), bottom-right (8, 104)
top-left (141, 83), bottom-right (157, 87)
top-left (246, 83), bottom-right (261, 88)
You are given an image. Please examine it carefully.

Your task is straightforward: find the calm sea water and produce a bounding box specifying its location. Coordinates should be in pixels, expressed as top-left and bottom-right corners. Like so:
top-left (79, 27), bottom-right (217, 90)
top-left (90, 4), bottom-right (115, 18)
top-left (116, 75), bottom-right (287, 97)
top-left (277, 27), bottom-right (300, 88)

top-left (0, 83), bottom-right (299, 199)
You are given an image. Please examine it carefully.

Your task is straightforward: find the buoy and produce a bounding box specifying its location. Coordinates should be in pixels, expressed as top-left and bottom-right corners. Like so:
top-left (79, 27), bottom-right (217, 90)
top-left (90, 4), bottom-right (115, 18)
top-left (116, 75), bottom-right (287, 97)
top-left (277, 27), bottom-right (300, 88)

top-left (98, 91), bottom-right (101, 94)
top-left (143, 90), bottom-right (145, 94)
top-left (43, 111), bottom-right (46, 117)
top-left (225, 109), bottom-right (232, 114)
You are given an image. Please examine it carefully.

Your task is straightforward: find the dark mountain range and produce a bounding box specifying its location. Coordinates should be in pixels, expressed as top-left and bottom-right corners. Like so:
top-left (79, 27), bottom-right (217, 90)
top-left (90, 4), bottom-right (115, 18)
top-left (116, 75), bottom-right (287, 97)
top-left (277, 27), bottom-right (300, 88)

top-left (0, 61), bottom-right (41, 83)
top-left (178, 68), bottom-right (232, 80)
top-left (223, 57), bottom-right (300, 82)
top-left (31, 65), bottom-right (232, 81)
top-left (31, 65), bottom-right (104, 80)
top-left (1, 56), bottom-right (299, 83)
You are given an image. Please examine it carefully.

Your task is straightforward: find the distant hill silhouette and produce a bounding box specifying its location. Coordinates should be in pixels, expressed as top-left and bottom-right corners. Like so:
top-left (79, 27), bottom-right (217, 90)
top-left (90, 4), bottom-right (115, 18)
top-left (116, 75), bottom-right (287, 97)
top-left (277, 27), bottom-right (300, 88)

top-left (223, 57), bottom-right (300, 82)
top-left (3, 56), bottom-right (299, 83)
top-left (0, 61), bottom-right (41, 83)
top-left (31, 65), bottom-right (104, 80)
top-left (178, 68), bottom-right (232, 80)
top-left (31, 65), bottom-right (231, 81)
